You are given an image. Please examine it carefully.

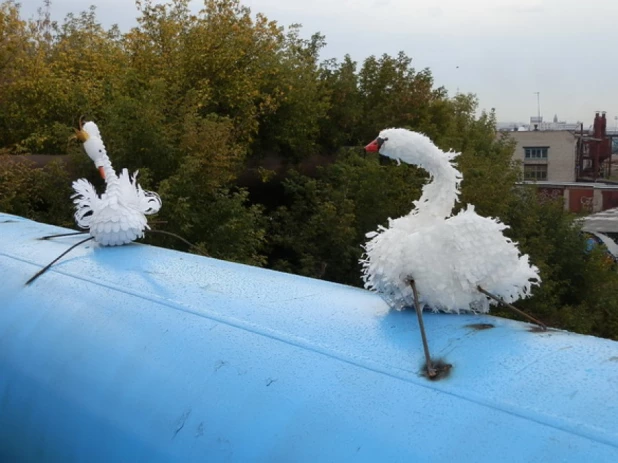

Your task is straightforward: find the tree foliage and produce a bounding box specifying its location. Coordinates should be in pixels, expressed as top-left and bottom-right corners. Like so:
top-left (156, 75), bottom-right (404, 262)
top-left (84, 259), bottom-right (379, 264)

top-left (0, 156), bottom-right (74, 225)
top-left (1, 0), bottom-right (618, 340)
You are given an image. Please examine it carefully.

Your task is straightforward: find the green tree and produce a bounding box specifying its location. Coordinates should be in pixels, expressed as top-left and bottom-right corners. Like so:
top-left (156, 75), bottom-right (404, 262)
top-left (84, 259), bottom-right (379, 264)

top-left (156, 115), bottom-right (266, 266)
top-left (357, 52), bottom-right (438, 141)
top-left (0, 156), bottom-right (73, 225)
top-left (253, 28), bottom-right (330, 160)
top-left (268, 149), bottom-right (425, 284)
top-left (317, 55), bottom-right (363, 150)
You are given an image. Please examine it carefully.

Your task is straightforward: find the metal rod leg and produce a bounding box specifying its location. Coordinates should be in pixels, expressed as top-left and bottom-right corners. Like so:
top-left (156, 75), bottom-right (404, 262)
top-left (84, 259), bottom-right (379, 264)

top-left (410, 280), bottom-right (437, 378)
top-left (145, 229), bottom-right (209, 256)
top-left (39, 231), bottom-right (88, 240)
top-left (26, 237), bottom-right (94, 285)
top-left (477, 286), bottom-right (547, 331)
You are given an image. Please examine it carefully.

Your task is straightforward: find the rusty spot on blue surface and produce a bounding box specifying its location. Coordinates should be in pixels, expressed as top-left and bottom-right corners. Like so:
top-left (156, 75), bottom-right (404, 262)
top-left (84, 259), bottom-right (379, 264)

top-left (528, 326), bottom-right (552, 333)
top-left (465, 323), bottom-right (494, 331)
top-left (422, 359), bottom-right (452, 381)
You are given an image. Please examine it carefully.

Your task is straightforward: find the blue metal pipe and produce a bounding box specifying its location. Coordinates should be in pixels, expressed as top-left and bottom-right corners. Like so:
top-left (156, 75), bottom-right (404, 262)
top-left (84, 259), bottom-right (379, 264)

top-left (1, 213), bottom-right (618, 461)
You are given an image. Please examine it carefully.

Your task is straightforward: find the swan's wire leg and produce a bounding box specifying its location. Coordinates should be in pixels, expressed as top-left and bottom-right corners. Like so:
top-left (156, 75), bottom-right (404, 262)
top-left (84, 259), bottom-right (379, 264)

top-left (26, 236), bottom-right (95, 285)
top-left (410, 280), bottom-right (437, 378)
top-left (477, 285), bottom-right (547, 331)
top-left (38, 231), bottom-right (88, 240)
top-left (145, 229), bottom-right (209, 257)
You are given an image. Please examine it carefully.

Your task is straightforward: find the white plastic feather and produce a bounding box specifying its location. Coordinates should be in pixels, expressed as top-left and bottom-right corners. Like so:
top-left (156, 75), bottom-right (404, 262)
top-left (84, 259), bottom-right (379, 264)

top-left (71, 122), bottom-right (162, 246)
top-left (72, 178), bottom-right (100, 229)
top-left (361, 128), bottom-right (541, 313)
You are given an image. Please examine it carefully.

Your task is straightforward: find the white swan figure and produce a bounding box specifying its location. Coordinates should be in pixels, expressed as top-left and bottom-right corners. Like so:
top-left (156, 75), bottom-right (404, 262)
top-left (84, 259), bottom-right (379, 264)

top-left (25, 120), bottom-right (163, 286)
top-left (361, 128), bottom-right (540, 314)
top-left (72, 121), bottom-right (162, 246)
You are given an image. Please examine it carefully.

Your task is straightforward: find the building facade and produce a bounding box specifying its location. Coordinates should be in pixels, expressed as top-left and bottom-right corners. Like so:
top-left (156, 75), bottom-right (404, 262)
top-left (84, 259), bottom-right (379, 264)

top-left (508, 131), bottom-right (577, 182)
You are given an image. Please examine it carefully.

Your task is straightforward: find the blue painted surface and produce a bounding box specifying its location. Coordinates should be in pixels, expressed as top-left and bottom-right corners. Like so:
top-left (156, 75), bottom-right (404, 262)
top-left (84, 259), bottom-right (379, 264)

top-left (1, 212), bottom-right (618, 462)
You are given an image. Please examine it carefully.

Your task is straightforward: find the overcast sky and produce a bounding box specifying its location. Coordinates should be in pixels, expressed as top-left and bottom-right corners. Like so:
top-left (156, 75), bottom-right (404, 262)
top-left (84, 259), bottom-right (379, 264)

top-left (19, 0), bottom-right (618, 125)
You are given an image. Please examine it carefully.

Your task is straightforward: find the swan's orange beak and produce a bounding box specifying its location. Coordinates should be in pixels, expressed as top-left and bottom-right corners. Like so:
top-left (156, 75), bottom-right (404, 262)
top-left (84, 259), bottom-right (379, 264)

top-left (365, 139), bottom-right (380, 152)
top-left (98, 166), bottom-right (106, 179)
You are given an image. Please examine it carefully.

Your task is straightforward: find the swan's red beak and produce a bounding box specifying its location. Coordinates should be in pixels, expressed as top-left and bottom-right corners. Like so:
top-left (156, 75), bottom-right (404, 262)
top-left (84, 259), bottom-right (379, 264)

top-left (365, 139), bottom-right (380, 152)
top-left (98, 166), bottom-right (106, 179)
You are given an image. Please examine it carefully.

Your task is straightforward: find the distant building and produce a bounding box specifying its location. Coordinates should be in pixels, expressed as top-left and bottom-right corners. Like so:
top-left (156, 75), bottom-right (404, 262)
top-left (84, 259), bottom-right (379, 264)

top-left (509, 130), bottom-right (577, 182)
top-left (497, 116), bottom-right (581, 133)
top-left (499, 113), bottom-right (618, 214)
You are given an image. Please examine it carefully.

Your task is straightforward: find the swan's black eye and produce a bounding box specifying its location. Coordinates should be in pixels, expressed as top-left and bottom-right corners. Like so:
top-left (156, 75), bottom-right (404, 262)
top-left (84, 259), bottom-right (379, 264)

top-left (99, 150), bottom-right (102, 153)
top-left (377, 137), bottom-right (388, 147)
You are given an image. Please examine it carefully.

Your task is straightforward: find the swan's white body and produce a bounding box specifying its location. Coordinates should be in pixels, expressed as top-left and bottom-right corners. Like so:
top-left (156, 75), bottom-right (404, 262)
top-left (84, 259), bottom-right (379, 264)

top-left (72, 122), bottom-right (161, 246)
top-left (361, 128), bottom-right (540, 313)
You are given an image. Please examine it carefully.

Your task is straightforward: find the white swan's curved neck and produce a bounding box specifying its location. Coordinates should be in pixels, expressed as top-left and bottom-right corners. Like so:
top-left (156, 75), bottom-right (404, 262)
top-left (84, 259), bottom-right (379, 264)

top-left (381, 130), bottom-right (462, 218)
top-left (413, 158), bottom-right (462, 219)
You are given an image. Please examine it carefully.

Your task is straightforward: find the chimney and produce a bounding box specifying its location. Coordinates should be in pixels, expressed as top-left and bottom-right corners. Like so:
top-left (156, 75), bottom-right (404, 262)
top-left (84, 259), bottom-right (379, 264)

top-left (594, 112), bottom-right (602, 138)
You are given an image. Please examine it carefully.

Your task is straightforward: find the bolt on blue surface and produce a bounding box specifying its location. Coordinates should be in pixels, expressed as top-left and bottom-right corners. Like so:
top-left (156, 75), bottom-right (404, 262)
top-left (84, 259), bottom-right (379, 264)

top-left (1, 212), bottom-right (618, 462)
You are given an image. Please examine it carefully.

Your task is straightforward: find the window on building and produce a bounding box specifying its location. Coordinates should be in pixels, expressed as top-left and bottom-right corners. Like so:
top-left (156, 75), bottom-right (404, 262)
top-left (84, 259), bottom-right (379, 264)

top-left (524, 147), bottom-right (549, 159)
top-left (524, 164), bottom-right (548, 180)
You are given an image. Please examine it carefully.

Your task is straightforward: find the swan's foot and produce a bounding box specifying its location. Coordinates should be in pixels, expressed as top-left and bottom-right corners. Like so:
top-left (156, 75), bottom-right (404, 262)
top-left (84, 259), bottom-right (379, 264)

top-left (477, 285), bottom-right (547, 331)
top-left (409, 280), bottom-right (444, 379)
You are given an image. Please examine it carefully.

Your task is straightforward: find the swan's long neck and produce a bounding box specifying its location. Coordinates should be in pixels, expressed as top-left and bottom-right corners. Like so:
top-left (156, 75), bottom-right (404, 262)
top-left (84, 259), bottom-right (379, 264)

top-left (100, 155), bottom-right (120, 196)
top-left (412, 155), bottom-right (462, 219)
top-left (82, 131), bottom-right (120, 196)
top-left (381, 130), bottom-right (462, 219)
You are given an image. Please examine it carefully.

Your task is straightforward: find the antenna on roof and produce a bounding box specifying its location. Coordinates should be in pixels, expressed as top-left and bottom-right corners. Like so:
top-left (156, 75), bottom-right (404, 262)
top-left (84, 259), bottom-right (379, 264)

top-left (534, 92), bottom-right (541, 120)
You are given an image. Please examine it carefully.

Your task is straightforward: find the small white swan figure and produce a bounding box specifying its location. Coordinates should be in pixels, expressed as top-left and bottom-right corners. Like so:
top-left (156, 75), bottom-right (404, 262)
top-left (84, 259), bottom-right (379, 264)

top-left (71, 120), bottom-right (162, 246)
top-left (26, 120), bottom-right (162, 285)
